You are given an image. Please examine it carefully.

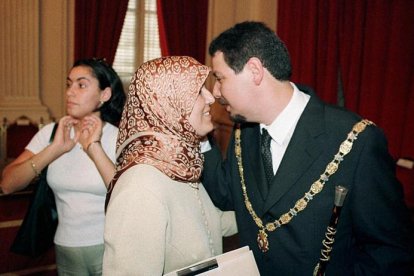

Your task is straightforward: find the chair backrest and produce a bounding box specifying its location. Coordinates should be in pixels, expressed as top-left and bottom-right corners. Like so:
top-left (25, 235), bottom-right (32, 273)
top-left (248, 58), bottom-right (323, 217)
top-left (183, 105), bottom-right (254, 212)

top-left (4, 116), bottom-right (40, 161)
top-left (0, 118), bottom-right (7, 171)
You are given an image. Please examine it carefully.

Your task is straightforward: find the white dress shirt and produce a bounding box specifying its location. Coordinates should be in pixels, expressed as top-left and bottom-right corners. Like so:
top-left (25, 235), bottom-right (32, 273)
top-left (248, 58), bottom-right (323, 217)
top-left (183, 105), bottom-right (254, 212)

top-left (260, 83), bottom-right (310, 174)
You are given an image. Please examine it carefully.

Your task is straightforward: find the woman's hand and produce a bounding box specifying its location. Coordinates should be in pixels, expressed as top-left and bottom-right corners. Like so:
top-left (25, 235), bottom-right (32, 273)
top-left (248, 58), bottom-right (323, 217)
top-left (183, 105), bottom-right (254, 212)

top-left (77, 115), bottom-right (115, 187)
top-left (78, 114), bottom-right (103, 152)
top-left (52, 116), bottom-right (80, 154)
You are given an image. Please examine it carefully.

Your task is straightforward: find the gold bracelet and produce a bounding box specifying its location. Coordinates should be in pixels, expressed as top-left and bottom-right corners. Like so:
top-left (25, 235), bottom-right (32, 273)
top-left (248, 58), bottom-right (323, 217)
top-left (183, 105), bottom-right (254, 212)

top-left (30, 159), bottom-right (40, 177)
top-left (86, 141), bottom-right (101, 152)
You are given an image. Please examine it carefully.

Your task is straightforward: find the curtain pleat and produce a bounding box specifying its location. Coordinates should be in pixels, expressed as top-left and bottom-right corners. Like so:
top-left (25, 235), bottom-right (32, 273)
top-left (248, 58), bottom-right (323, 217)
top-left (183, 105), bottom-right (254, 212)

top-left (278, 0), bottom-right (414, 205)
top-left (278, 0), bottom-right (414, 159)
top-left (278, 0), bottom-right (340, 104)
top-left (340, 1), bottom-right (414, 159)
top-left (74, 0), bottom-right (129, 65)
top-left (156, 0), bottom-right (208, 63)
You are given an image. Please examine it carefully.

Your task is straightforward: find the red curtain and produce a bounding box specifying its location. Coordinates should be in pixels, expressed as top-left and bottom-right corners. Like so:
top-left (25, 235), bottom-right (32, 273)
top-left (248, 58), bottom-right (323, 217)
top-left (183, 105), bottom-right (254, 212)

top-left (339, 1), bottom-right (414, 159)
top-left (156, 0), bottom-right (209, 63)
top-left (74, 0), bottom-right (129, 65)
top-left (278, 0), bottom-right (414, 205)
top-left (277, 0), bottom-right (340, 104)
top-left (278, 1), bottom-right (414, 157)
top-left (340, 1), bottom-right (414, 205)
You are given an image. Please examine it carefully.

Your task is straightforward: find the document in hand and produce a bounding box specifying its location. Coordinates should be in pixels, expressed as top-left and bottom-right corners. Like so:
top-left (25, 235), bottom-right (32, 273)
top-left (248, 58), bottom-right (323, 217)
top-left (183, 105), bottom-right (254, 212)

top-left (164, 246), bottom-right (260, 276)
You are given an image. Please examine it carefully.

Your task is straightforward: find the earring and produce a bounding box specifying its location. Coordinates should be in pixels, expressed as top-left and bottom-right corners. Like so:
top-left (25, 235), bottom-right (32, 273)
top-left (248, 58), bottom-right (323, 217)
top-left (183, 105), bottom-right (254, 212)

top-left (99, 101), bottom-right (104, 108)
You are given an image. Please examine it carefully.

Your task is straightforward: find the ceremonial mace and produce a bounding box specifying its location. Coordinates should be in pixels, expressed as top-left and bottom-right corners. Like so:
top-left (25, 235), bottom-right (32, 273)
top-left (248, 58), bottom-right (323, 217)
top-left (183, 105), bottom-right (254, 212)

top-left (313, 185), bottom-right (348, 276)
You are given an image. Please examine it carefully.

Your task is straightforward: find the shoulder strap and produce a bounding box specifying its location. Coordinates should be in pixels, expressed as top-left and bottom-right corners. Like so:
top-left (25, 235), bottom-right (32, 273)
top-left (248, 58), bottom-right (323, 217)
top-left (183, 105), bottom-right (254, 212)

top-left (49, 123), bottom-right (58, 143)
top-left (41, 123), bottom-right (58, 177)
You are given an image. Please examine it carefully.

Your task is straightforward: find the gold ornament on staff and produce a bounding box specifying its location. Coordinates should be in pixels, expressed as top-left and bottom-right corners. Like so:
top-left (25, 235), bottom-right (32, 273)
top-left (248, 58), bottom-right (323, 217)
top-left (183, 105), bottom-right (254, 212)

top-left (313, 185), bottom-right (349, 276)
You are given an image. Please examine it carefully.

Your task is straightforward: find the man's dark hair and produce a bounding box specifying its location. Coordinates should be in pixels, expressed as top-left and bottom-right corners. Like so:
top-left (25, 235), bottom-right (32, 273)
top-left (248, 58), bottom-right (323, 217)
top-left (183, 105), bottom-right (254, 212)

top-left (209, 21), bottom-right (292, 80)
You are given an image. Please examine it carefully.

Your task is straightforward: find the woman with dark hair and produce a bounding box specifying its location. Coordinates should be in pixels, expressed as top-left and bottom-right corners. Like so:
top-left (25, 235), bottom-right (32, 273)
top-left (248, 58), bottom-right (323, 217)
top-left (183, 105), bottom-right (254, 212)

top-left (1, 58), bottom-right (126, 275)
top-left (73, 59), bottom-right (125, 126)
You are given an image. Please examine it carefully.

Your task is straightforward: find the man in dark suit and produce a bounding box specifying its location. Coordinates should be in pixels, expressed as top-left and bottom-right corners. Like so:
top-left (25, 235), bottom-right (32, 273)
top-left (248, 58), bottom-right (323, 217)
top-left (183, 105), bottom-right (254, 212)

top-left (202, 21), bottom-right (414, 275)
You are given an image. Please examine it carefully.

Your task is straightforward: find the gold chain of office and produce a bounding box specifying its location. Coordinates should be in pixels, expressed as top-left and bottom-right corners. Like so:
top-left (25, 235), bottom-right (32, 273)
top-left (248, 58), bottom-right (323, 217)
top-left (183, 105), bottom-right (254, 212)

top-left (234, 119), bottom-right (373, 252)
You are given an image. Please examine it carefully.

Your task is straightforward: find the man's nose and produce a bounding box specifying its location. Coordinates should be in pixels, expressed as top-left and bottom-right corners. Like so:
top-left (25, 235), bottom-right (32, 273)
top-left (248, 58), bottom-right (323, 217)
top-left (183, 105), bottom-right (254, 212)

top-left (212, 82), bottom-right (221, 98)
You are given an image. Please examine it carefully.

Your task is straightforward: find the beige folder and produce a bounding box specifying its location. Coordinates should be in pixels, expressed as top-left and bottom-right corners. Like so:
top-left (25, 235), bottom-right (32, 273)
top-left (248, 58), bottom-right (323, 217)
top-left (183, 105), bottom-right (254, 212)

top-left (164, 246), bottom-right (260, 276)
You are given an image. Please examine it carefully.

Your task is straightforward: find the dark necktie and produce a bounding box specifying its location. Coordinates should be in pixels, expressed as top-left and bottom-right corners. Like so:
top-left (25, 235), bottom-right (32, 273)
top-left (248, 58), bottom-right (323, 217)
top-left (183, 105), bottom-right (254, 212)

top-left (261, 128), bottom-right (274, 186)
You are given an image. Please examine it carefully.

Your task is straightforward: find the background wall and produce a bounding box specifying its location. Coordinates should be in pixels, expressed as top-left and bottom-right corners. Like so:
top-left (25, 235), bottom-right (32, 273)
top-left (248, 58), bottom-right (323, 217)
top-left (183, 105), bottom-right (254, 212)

top-left (0, 0), bottom-right (74, 125)
top-left (0, 0), bottom-right (276, 127)
top-left (0, 0), bottom-right (276, 154)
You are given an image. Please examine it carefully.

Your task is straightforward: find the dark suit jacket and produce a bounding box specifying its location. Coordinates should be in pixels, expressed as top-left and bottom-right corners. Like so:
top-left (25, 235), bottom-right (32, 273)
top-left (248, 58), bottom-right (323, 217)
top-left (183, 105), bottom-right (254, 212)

top-left (202, 86), bottom-right (414, 275)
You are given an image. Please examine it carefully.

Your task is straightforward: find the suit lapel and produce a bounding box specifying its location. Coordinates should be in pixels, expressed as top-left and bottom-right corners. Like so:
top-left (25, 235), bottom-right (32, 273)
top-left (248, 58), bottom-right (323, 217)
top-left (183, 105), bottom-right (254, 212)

top-left (263, 95), bottom-right (326, 213)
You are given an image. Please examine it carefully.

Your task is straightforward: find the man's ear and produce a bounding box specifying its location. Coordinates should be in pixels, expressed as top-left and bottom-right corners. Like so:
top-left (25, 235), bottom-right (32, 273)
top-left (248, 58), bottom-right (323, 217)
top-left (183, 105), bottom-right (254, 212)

top-left (247, 57), bottom-right (264, 85)
top-left (100, 87), bottom-right (112, 102)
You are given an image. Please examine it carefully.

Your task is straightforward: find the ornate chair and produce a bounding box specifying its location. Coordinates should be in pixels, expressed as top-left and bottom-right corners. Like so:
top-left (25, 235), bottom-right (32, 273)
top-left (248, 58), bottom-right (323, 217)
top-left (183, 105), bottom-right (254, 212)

top-left (3, 116), bottom-right (40, 164)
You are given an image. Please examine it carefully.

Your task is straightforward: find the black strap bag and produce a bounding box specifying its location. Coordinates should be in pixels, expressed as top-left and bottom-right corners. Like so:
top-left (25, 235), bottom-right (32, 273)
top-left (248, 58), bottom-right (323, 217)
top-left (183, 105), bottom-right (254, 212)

top-left (10, 123), bottom-right (58, 257)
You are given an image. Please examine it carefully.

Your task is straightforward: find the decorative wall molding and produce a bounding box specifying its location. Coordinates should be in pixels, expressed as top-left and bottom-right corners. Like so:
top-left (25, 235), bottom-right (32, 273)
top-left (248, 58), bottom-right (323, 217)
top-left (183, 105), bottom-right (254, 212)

top-left (0, 0), bottom-right (74, 125)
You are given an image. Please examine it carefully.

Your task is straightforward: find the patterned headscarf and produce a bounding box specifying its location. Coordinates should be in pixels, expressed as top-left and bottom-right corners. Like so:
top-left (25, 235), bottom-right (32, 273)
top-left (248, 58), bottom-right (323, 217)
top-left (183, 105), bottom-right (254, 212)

top-left (113, 56), bottom-right (210, 190)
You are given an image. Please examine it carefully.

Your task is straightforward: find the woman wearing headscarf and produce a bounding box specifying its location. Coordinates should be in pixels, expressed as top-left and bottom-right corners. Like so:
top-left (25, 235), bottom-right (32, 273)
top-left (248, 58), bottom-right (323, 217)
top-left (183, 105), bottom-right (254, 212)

top-left (103, 56), bottom-right (237, 275)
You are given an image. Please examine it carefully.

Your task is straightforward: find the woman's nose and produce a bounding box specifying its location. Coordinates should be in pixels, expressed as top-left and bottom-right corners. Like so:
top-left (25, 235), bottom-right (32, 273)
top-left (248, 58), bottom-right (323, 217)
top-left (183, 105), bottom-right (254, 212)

top-left (66, 85), bottom-right (74, 96)
top-left (205, 91), bottom-right (215, 105)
